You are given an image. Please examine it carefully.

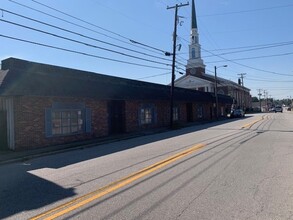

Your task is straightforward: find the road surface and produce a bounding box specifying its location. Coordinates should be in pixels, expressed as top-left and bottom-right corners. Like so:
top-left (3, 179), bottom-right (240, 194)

top-left (1, 112), bottom-right (293, 220)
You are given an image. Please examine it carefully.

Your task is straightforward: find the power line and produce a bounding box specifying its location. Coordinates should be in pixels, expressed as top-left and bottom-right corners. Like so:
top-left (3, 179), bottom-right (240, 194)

top-left (136, 72), bottom-right (171, 80)
top-left (202, 42), bottom-right (293, 58)
top-left (31, 0), bottom-right (170, 54)
top-left (0, 18), bottom-right (171, 67)
top-left (8, 0), bottom-right (167, 55)
top-left (0, 8), bottom-right (172, 63)
top-left (0, 34), bottom-right (170, 70)
top-left (246, 77), bottom-right (293, 83)
top-left (207, 40), bottom-right (293, 52)
top-left (179, 37), bottom-right (293, 76)
top-left (199, 3), bottom-right (293, 17)
top-left (178, 35), bottom-right (293, 76)
top-left (205, 51), bottom-right (293, 63)
top-left (201, 47), bottom-right (293, 77)
top-left (30, 0), bottom-right (129, 41)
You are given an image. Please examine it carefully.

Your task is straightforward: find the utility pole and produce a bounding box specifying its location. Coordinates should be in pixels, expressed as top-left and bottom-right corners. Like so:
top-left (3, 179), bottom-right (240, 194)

top-left (257, 89), bottom-right (262, 112)
top-left (167, 2), bottom-right (189, 128)
top-left (263, 90), bottom-right (267, 112)
top-left (238, 73), bottom-right (246, 110)
top-left (237, 73), bottom-right (246, 86)
top-left (214, 65), bottom-right (227, 119)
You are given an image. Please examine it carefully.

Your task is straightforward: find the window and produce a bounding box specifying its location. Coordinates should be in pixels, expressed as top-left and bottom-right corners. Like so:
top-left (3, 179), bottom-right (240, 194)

top-left (191, 48), bottom-right (196, 59)
top-left (173, 106), bottom-right (179, 121)
top-left (197, 106), bottom-right (203, 118)
top-left (52, 110), bottom-right (84, 135)
top-left (45, 103), bottom-right (91, 137)
top-left (221, 107), bottom-right (224, 116)
top-left (140, 107), bottom-right (152, 125)
top-left (139, 104), bottom-right (157, 125)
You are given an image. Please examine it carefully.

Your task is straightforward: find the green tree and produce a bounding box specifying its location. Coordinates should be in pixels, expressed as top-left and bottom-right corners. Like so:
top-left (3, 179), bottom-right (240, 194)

top-left (252, 96), bottom-right (259, 102)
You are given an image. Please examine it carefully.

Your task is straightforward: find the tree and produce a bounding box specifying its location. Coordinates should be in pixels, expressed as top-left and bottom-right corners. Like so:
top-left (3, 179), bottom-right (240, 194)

top-left (252, 96), bottom-right (259, 102)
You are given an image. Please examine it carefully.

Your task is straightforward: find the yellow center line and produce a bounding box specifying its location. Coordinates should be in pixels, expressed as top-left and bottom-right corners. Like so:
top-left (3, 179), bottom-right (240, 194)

top-left (30, 143), bottom-right (206, 220)
top-left (241, 115), bottom-right (266, 129)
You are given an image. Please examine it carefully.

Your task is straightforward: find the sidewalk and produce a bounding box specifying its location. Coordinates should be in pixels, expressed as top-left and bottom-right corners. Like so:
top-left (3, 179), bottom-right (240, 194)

top-left (0, 132), bottom-right (144, 165)
top-left (0, 119), bottom-right (226, 165)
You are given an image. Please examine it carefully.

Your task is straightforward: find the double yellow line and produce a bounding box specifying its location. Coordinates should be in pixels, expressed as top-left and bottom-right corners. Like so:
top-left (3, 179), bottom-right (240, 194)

top-left (241, 115), bottom-right (266, 129)
top-left (30, 143), bottom-right (206, 220)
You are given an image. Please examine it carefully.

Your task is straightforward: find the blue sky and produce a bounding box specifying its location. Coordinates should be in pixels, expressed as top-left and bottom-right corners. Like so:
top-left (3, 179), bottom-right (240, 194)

top-left (1, 0), bottom-right (293, 99)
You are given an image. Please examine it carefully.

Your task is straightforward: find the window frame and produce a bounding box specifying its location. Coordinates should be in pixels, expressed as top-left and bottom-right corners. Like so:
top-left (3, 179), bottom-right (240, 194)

top-left (140, 107), bottom-right (153, 125)
top-left (173, 106), bottom-right (179, 121)
top-left (139, 104), bottom-right (156, 126)
top-left (45, 102), bottom-right (91, 138)
top-left (51, 109), bottom-right (85, 136)
top-left (197, 106), bottom-right (203, 119)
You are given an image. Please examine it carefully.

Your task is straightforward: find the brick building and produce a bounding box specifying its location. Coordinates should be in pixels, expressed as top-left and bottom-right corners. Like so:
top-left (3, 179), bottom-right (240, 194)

top-left (0, 58), bottom-right (232, 150)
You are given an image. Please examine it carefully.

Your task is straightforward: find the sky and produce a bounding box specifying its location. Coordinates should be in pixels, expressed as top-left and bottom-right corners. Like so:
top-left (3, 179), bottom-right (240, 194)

top-left (1, 0), bottom-right (293, 100)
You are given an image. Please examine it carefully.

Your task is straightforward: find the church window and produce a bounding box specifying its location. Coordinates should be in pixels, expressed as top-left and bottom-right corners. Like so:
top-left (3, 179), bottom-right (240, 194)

top-left (192, 48), bottom-right (195, 59)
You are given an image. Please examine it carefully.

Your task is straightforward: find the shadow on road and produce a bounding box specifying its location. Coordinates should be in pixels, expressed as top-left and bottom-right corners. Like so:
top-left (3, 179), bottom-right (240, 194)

top-left (0, 117), bottom-right (253, 218)
top-left (0, 167), bottom-right (75, 219)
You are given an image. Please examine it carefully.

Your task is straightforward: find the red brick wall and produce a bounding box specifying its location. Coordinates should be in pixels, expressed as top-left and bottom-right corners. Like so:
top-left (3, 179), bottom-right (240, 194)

top-left (12, 96), bottom-right (223, 150)
top-left (125, 100), bottom-right (170, 132)
top-left (13, 96), bottom-right (109, 150)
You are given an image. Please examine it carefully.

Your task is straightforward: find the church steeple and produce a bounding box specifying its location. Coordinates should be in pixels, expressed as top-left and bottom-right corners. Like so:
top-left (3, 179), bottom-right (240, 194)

top-left (186, 0), bottom-right (205, 76)
top-left (191, 0), bottom-right (198, 29)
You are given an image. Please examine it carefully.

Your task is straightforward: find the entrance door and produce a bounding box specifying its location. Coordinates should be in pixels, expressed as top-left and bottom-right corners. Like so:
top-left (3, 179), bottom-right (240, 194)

top-left (186, 103), bottom-right (193, 122)
top-left (0, 111), bottom-right (8, 150)
top-left (108, 101), bottom-right (125, 134)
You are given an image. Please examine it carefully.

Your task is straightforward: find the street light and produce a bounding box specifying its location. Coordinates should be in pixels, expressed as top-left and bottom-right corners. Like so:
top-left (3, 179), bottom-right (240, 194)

top-left (214, 65), bottom-right (227, 120)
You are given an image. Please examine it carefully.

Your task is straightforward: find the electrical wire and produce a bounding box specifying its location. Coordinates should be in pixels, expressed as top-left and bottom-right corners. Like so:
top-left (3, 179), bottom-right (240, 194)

top-left (205, 51), bottom-right (293, 63)
top-left (137, 72), bottom-right (171, 80)
top-left (0, 33), bottom-right (170, 70)
top-left (202, 41), bottom-right (293, 58)
top-left (201, 47), bottom-right (293, 77)
top-left (0, 19), bottom-right (171, 67)
top-left (0, 8), bottom-right (172, 63)
top-left (207, 40), bottom-right (293, 52)
top-left (31, 0), bottom-right (170, 54)
top-left (9, 0), bottom-right (167, 55)
top-left (199, 3), bottom-right (293, 17)
top-left (179, 34), bottom-right (293, 77)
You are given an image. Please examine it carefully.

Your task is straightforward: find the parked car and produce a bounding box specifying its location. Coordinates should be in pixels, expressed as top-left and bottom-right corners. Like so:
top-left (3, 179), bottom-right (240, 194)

top-left (230, 109), bottom-right (245, 118)
top-left (269, 107), bottom-right (275, 112)
top-left (275, 106), bottom-right (283, 113)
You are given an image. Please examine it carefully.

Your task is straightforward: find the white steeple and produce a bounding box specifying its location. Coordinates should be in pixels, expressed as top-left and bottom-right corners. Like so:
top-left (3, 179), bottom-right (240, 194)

top-left (186, 0), bottom-right (205, 76)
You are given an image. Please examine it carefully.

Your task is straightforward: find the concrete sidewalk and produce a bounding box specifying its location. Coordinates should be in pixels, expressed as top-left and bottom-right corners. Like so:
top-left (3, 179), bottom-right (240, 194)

top-left (0, 120), bottom-right (224, 165)
top-left (0, 133), bottom-right (143, 165)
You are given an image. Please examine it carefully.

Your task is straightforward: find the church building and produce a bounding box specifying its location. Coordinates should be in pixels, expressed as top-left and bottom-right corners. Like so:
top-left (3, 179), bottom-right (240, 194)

top-left (174, 0), bottom-right (251, 110)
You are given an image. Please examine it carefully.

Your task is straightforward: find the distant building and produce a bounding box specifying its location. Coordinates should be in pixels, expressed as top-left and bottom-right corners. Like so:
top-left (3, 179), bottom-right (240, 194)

top-left (174, 0), bottom-right (251, 110)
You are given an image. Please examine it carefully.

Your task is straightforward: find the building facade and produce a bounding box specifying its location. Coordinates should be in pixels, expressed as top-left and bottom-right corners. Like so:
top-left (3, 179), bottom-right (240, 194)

top-left (0, 58), bottom-right (232, 151)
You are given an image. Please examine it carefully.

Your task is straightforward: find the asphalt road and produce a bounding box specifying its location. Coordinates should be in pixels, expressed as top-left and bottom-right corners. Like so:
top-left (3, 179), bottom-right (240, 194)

top-left (1, 112), bottom-right (293, 220)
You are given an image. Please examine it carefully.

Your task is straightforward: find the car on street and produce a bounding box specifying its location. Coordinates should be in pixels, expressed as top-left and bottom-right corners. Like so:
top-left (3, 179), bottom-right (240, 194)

top-left (275, 106), bottom-right (283, 113)
top-left (230, 109), bottom-right (245, 118)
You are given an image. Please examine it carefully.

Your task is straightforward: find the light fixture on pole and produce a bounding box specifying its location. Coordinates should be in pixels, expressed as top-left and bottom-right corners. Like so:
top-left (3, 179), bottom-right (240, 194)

top-left (214, 65), bottom-right (227, 120)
